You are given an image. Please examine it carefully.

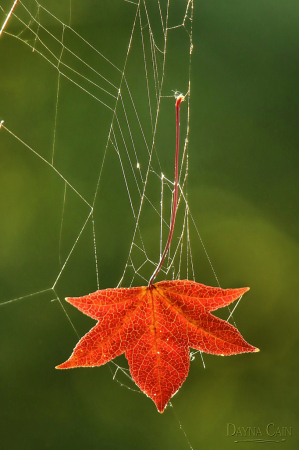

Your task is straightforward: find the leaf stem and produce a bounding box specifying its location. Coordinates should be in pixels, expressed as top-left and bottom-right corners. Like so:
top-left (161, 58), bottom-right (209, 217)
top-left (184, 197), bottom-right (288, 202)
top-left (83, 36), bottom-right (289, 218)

top-left (149, 95), bottom-right (184, 286)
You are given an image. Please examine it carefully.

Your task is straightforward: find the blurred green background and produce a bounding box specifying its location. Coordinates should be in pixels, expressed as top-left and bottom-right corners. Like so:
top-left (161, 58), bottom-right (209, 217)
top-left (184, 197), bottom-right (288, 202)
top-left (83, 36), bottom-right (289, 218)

top-left (0, 1), bottom-right (298, 449)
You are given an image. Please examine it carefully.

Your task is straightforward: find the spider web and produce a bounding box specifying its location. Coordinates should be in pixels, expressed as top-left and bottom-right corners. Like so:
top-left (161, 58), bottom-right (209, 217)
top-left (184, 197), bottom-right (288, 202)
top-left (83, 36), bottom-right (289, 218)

top-left (0, 0), bottom-right (242, 407)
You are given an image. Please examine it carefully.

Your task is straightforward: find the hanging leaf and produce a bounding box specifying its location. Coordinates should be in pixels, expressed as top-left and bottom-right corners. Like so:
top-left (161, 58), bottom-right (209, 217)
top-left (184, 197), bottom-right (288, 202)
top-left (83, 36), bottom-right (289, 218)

top-left (56, 280), bottom-right (258, 412)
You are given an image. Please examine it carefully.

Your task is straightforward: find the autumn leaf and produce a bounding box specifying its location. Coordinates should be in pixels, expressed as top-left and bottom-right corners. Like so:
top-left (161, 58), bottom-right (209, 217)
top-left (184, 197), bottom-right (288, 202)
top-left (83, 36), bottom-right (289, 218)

top-left (56, 279), bottom-right (259, 412)
top-left (57, 97), bottom-right (258, 412)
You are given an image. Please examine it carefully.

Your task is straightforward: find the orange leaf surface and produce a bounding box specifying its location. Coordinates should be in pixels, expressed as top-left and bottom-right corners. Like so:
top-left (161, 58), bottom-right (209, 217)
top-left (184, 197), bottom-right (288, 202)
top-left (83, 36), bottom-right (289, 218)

top-left (56, 280), bottom-right (258, 412)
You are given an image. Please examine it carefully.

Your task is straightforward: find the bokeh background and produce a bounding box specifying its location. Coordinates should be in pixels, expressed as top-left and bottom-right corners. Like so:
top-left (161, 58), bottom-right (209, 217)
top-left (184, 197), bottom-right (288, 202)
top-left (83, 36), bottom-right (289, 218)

top-left (0, 1), bottom-right (298, 449)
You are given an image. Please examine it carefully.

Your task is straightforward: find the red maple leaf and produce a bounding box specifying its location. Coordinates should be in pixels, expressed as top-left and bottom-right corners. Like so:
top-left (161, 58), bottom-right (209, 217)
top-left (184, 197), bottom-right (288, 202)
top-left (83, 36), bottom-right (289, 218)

top-left (57, 96), bottom-right (258, 412)
top-left (56, 280), bottom-right (258, 412)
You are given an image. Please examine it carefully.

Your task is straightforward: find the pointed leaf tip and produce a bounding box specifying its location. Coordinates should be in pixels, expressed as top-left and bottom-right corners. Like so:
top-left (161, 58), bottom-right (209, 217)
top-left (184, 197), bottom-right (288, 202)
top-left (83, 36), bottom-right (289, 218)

top-left (56, 361), bottom-right (73, 370)
top-left (55, 363), bottom-right (65, 370)
top-left (238, 287), bottom-right (250, 295)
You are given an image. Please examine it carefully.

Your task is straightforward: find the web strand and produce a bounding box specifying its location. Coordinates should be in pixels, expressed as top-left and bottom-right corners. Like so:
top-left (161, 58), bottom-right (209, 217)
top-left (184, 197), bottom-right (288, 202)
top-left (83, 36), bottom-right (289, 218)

top-left (0, 1), bottom-right (242, 423)
top-left (0, 0), bottom-right (234, 345)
